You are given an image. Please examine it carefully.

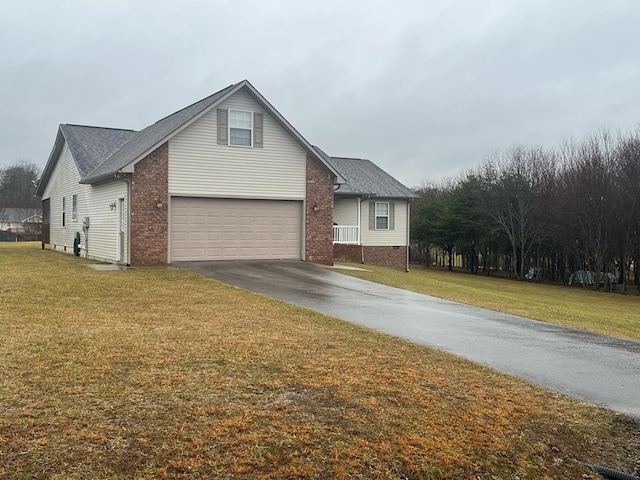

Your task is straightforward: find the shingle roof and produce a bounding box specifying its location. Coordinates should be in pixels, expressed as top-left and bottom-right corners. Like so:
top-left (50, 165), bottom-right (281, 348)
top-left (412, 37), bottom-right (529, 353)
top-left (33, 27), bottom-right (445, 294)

top-left (315, 147), bottom-right (417, 199)
top-left (82, 84), bottom-right (236, 182)
top-left (38, 80), bottom-right (344, 195)
top-left (60, 125), bottom-right (136, 178)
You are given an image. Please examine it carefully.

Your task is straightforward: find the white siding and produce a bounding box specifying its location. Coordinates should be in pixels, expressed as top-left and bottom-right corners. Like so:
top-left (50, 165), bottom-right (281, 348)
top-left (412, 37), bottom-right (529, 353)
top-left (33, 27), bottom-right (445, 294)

top-left (42, 142), bottom-right (83, 250)
top-left (334, 197), bottom-right (359, 225)
top-left (41, 141), bottom-right (128, 263)
top-left (86, 182), bottom-right (128, 263)
top-left (168, 89), bottom-right (307, 200)
top-left (360, 199), bottom-right (409, 247)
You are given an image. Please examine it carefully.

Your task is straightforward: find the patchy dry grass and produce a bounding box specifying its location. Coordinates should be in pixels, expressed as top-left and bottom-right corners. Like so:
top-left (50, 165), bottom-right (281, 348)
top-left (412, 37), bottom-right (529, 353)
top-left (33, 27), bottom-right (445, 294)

top-left (0, 243), bottom-right (638, 479)
top-left (337, 263), bottom-right (640, 341)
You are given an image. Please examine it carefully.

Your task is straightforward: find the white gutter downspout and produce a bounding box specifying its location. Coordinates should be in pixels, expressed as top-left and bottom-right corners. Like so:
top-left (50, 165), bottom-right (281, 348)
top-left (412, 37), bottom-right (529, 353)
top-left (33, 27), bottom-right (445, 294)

top-left (357, 197), bottom-right (361, 245)
top-left (359, 195), bottom-right (371, 264)
top-left (406, 200), bottom-right (411, 272)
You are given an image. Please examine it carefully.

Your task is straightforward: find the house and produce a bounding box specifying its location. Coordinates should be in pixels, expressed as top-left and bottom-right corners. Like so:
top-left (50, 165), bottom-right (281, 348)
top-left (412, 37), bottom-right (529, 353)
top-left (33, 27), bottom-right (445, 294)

top-left (315, 149), bottom-right (418, 270)
top-left (36, 80), bottom-right (415, 270)
top-left (0, 208), bottom-right (42, 241)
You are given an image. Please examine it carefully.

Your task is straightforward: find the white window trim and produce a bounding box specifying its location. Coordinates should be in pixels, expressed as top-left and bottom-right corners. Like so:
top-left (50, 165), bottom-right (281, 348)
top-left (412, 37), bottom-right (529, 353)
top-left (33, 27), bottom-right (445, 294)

top-left (228, 109), bottom-right (253, 147)
top-left (72, 194), bottom-right (78, 221)
top-left (375, 202), bottom-right (389, 230)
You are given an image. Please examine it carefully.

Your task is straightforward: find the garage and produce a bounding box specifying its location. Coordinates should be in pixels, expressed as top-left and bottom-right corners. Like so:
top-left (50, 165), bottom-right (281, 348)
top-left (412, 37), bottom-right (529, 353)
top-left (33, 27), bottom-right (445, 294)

top-left (170, 197), bottom-right (303, 261)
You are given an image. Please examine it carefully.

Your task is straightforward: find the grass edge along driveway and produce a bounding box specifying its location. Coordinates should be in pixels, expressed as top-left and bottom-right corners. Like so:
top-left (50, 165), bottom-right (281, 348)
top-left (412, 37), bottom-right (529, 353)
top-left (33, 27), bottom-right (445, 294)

top-left (1, 243), bottom-right (638, 479)
top-left (336, 263), bottom-right (640, 341)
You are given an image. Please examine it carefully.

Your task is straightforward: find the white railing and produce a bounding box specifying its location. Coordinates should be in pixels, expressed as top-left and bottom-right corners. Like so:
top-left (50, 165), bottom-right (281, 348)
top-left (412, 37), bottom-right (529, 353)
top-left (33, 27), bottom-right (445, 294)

top-left (333, 225), bottom-right (360, 244)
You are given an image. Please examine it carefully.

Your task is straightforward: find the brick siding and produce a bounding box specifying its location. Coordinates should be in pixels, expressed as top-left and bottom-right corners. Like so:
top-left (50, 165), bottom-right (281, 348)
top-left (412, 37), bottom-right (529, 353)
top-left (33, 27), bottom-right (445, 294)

top-left (305, 153), bottom-right (334, 265)
top-left (334, 244), bottom-right (408, 271)
top-left (130, 143), bottom-right (169, 266)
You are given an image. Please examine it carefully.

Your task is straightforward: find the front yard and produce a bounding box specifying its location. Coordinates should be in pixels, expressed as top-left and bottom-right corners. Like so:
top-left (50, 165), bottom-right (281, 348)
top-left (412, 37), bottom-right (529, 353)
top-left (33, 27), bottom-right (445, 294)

top-left (0, 243), bottom-right (638, 479)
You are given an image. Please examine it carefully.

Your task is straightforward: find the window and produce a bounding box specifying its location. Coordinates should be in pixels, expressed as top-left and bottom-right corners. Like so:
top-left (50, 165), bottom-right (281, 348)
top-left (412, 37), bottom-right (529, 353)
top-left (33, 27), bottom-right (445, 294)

top-left (72, 194), bottom-right (78, 221)
top-left (229, 109), bottom-right (253, 146)
top-left (375, 202), bottom-right (389, 230)
top-left (61, 197), bottom-right (66, 227)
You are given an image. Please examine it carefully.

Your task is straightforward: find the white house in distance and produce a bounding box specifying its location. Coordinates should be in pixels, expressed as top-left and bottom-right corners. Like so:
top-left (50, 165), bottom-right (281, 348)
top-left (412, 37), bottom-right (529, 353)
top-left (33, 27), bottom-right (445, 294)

top-left (0, 208), bottom-right (42, 241)
top-left (36, 80), bottom-right (416, 270)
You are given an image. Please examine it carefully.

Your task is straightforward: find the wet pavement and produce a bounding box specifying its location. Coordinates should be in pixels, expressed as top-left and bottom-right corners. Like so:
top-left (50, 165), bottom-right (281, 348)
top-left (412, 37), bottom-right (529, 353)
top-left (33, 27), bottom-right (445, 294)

top-left (176, 260), bottom-right (640, 419)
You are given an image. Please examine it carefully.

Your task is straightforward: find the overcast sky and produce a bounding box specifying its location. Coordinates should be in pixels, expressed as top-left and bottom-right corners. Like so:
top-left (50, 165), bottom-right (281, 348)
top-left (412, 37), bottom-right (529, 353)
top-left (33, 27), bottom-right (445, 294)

top-left (2, 1), bottom-right (640, 188)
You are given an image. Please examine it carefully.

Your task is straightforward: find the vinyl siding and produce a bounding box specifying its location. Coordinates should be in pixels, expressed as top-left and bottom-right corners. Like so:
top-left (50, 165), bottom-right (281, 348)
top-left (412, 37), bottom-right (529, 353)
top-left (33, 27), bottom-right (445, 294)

top-left (360, 199), bottom-right (408, 247)
top-left (333, 197), bottom-right (359, 225)
top-left (41, 142), bottom-right (83, 249)
top-left (168, 89), bottom-right (307, 200)
top-left (86, 182), bottom-right (128, 263)
top-left (41, 141), bottom-right (128, 263)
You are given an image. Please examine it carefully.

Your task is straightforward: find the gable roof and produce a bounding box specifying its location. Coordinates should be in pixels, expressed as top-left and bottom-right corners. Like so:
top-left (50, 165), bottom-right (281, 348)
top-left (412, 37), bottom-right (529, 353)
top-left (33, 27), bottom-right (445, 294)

top-left (315, 147), bottom-right (417, 199)
top-left (80, 79), bottom-right (343, 184)
top-left (61, 124), bottom-right (136, 178)
top-left (36, 125), bottom-right (135, 196)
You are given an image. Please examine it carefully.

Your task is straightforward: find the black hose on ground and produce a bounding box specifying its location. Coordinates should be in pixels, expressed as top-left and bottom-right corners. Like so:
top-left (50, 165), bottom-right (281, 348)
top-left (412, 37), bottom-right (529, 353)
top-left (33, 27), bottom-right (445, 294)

top-left (580, 462), bottom-right (639, 480)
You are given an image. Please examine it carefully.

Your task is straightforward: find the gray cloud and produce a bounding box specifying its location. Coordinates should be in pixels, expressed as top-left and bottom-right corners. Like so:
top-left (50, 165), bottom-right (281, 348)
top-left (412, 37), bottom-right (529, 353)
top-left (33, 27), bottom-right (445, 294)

top-left (2, 0), bottom-right (640, 188)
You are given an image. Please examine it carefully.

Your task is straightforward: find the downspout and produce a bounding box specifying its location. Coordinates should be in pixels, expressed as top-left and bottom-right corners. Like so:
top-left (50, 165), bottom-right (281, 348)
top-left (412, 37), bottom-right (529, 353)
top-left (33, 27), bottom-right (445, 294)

top-left (84, 223), bottom-right (88, 257)
top-left (126, 177), bottom-right (131, 265)
top-left (406, 200), bottom-right (411, 272)
top-left (360, 195), bottom-right (370, 264)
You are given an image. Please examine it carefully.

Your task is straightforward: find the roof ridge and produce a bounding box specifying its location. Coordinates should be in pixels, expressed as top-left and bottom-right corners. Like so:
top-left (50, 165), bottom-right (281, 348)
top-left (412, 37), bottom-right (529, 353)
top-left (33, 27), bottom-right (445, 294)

top-left (63, 123), bottom-right (136, 132)
top-left (330, 156), bottom-right (369, 162)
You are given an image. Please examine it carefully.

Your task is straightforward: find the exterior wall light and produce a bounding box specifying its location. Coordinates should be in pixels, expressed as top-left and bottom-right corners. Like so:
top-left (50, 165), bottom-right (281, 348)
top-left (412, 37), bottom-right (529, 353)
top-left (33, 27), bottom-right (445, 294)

top-left (312, 204), bottom-right (319, 212)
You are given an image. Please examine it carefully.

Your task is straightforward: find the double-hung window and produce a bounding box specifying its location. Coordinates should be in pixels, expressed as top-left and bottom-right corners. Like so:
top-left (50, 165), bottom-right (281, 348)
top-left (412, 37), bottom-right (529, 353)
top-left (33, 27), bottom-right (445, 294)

top-left (72, 194), bottom-right (78, 221)
top-left (375, 202), bottom-right (389, 230)
top-left (229, 109), bottom-right (253, 146)
top-left (61, 197), bottom-right (66, 227)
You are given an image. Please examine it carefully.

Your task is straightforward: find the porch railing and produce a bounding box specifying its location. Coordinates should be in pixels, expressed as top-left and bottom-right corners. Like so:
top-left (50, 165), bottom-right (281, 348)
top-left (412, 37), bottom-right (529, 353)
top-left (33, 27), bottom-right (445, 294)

top-left (333, 225), bottom-right (359, 244)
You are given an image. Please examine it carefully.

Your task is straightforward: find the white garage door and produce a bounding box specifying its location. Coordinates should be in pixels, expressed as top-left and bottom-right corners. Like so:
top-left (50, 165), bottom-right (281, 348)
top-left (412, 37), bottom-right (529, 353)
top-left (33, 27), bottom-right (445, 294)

top-left (170, 197), bottom-right (302, 261)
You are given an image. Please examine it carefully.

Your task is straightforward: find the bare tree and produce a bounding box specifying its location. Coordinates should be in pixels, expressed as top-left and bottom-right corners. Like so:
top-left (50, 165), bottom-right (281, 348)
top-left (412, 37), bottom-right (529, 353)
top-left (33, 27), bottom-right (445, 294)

top-left (613, 128), bottom-right (640, 290)
top-left (554, 132), bottom-right (617, 289)
top-left (481, 146), bottom-right (553, 280)
top-left (0, 160), bottom-right (41, 240)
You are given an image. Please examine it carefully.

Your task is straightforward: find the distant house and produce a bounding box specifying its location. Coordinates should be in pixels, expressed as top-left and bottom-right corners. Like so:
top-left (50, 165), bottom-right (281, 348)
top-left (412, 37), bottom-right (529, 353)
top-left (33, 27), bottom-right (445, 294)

top-left (0, 208), bottom-right (42, 241)
top-left (35, 79), bottom-right (415, 270)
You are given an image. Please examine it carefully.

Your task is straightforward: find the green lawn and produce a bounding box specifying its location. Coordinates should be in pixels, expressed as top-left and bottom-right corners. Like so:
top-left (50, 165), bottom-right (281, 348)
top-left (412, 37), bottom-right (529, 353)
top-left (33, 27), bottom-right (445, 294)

top-left (337, 263), bottom-right (640, 341)
top-left (1, 243), bottom-right (638, 479)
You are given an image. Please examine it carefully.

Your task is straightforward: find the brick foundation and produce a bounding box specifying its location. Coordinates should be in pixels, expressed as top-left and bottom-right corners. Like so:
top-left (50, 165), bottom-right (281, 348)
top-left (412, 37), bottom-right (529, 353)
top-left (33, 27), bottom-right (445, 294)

top-left (305, 153), bottom-right (334, 265)
top-left (130, 143), bottom-right (169, 266)
top-left (334, 244), bottom-right (408, 271)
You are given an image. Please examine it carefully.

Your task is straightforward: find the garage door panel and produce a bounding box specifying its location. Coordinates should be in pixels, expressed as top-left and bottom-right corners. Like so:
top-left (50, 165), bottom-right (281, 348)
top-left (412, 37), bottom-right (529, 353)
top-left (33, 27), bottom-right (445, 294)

top-left (171, 198), bottom-right (302, 261)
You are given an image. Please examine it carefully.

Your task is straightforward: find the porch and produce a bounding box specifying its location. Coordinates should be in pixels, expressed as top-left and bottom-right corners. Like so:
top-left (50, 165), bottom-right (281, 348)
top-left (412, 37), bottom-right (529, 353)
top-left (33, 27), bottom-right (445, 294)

top-left (333, 225), bottom-right (360, 245)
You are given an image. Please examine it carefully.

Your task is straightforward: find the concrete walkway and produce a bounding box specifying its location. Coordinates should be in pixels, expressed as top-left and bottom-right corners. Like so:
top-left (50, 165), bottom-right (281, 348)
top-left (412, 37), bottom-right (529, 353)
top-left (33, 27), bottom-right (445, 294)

top-left (176, 260), bottom-right (640, 419)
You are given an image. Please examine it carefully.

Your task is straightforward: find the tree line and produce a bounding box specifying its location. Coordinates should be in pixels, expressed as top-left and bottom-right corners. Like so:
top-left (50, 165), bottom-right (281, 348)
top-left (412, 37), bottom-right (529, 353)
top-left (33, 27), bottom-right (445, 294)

top-left (411, 129), bottom-right (640, 291)
top-left (0, 160), bottom-right (41, 231)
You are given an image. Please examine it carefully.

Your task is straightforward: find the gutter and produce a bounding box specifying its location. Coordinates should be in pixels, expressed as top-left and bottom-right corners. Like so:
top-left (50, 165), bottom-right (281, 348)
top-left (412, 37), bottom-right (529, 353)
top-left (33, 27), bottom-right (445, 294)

top-left (406, 200), bottom-right (411, 272)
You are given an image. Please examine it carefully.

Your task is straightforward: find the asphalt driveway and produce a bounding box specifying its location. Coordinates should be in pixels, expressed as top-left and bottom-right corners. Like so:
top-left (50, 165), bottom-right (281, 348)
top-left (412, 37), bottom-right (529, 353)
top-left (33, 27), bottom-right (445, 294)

top-left (176, 260), bottom-right (640, 419)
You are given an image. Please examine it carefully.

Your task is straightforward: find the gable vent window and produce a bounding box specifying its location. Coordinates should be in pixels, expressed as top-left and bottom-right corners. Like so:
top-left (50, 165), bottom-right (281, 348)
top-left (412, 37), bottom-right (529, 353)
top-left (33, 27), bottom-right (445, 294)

top-left (229, 109), bottom-right (253, 146)
top-left (218, 108), bottom-right (263, 148)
